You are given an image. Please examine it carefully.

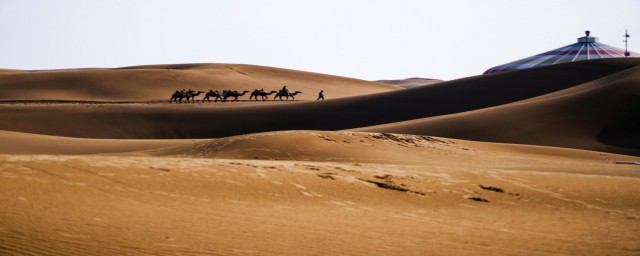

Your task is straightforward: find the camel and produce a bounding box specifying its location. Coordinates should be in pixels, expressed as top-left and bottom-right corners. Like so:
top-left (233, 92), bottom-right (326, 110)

top-left (249, 89), bottom-right (278, 101)
top-left (184, 90), bottom-right (205, 103)
top-left (274, 90), bottom-right (302, 101)
top-left (169, 89), bottom-right (186, 103)
top-left (169, 89), bottom-right (196, 103)
top-left (202, 90), bottom-right (223, 103)
top-left (223, 90), bottom-right (250, 102)
top-left (170, 89), bottom-right (201, 103)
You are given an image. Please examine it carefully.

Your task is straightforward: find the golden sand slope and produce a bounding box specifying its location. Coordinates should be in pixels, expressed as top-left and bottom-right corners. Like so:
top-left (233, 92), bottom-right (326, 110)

top-left (1, 131), bottom-right (639, 255)
top-left (0, 63), bottom-right (398, 102)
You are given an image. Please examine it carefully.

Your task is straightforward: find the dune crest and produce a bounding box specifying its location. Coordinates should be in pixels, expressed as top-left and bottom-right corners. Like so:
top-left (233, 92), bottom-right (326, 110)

top-left (152, 130), bottom-right (638, 167)
top-left (0, 63), bottom-right (398, 102)
top-left (374, 77), bottom-right (443, 88)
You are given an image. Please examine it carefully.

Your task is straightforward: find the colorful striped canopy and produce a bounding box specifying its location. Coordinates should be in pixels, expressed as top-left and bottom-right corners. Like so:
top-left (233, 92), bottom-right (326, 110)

top-left (485, 32), bottom-right (640, 74)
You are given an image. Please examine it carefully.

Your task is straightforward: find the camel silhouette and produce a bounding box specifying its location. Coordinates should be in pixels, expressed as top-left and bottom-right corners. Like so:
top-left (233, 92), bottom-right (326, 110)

top-left (169, 89), bottom-right (187, 103)
top-left (202, 90), bottom-right (224, 103)
top-left (274, 90), bottom-right (302, 101)
top-left (249, 89), bottom-right (278, 101)
top-left (223, 90), bottom-right (250, 102)
top-left (170, 89), bottom-right (203, 103)
top-left (184, 90), bottom-right (204, 103)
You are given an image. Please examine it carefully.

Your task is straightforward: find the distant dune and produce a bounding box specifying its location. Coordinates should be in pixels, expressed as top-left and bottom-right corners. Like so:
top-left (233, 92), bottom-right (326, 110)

top-left (0, 69), bottom-right (22, 73)
top-left (0, 63), bottom-right (399, 102)
top-left (375, 77), bottom-right (443, 88)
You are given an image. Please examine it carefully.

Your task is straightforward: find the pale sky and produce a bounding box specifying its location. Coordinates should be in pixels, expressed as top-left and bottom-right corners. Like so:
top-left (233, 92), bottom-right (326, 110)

top-left (1, 0), bottom-right (638, 80)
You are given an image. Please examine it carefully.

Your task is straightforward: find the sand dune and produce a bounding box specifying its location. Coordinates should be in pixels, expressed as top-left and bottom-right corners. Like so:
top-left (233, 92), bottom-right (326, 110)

top-left (151, 130), bottom-right (638, 167)
top-left (0, 69), bottom-right (23, 73)
top-left (0, 130), bottom-right (196, 155)
top-left (357, 65), bottom-right (640, 155)
top-left (1, 130), bottom-right (639, 255)
top-left (375, 77), bottom-right (444, 88)
top-left (3, 56), bottom-right (640, 255)
top-left (1, 59), bottom-right (639, 156)
top-left (3, 129), bottom-right (638, 169)
top-left (0, 63), bottom-right (398, 102)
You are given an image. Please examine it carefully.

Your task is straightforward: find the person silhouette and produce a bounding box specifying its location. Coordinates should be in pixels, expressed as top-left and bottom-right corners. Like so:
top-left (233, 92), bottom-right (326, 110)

top-left (317, 90), bottom-right (324, 100)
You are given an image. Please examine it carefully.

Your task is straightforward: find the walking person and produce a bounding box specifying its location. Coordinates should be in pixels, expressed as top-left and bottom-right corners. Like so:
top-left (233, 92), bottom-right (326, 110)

top-left (317, 90), bottom-right (325, 100)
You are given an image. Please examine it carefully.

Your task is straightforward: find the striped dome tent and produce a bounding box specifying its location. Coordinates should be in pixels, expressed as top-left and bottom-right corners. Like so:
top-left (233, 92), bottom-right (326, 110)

top-left (485, 31), bottom-right (640, 74)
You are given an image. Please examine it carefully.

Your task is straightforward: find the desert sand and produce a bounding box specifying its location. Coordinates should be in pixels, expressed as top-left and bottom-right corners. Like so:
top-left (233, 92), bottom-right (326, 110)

top-left (375, 77), bottom-right (444, 89)
top-left (1, 60), bottom-right (640, 255)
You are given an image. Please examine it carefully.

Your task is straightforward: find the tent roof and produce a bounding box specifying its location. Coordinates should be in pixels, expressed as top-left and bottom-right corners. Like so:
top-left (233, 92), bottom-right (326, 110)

top-left (485, 32), bottom-right (640, 74)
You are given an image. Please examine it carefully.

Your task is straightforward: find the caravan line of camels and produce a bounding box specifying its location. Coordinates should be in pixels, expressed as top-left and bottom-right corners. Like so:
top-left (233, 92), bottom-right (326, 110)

top-left (169, 88), bottom-right (303, 103)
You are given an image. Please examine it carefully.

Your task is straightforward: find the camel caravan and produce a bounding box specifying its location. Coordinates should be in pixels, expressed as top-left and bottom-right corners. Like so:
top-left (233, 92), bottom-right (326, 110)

top-left (169, 86), bottom-right (303, 103)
